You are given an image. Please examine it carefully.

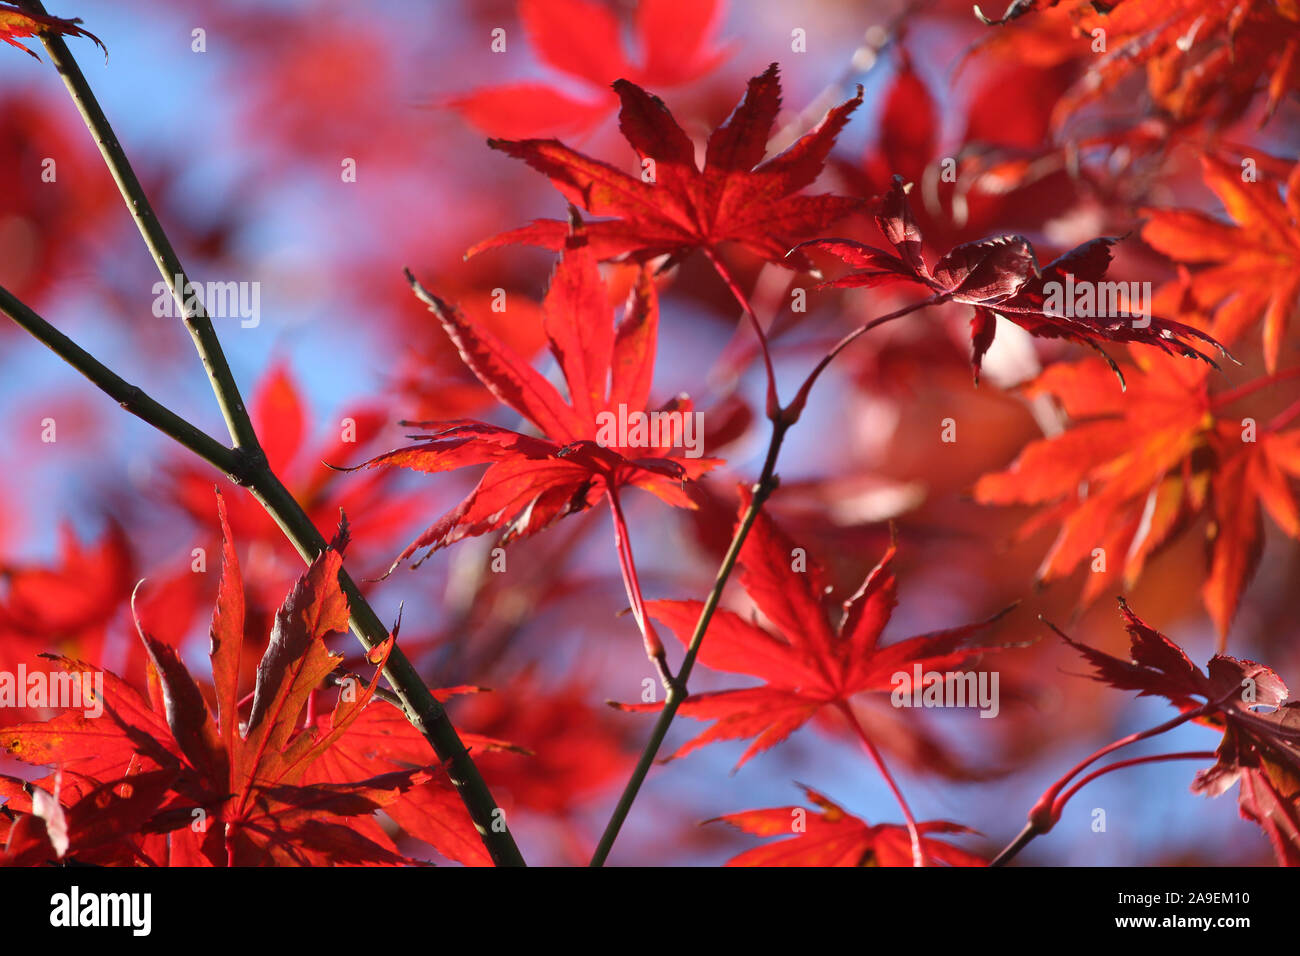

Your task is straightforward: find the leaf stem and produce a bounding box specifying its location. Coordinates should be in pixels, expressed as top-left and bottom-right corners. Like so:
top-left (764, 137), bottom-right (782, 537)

top-left (16, 5), bottom-right (525, 866)
top-left (989, 702), bottom-right (1213, 866)
top-left (836, 701), bottom-right (925, 866)
top-left (784, 294), bottom-right (949, 422)
top-left (605, 485), bottom-right (673, 688)
top-left (1210, 365), bottom-right (1300, 411)
top-left (1050, 751), bottom-right (1216, 818)
top-left (703, 247), bottom-right (781, 419)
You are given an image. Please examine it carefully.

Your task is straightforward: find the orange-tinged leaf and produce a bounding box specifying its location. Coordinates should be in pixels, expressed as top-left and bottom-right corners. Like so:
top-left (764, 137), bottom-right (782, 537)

top-left (976, 0), bottom-right (1300, 127)
top-left (1142, 157), bottom-right (1300, 373)
top-left (976, 355), bottom-right (1300, 641)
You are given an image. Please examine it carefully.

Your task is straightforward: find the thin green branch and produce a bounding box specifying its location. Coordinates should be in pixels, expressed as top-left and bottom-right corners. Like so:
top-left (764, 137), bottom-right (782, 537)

top-left (589, 416), bottom-right (790, 866)
top-left (17, 2), bottom-right (525, 866)
top-left (588, 246), bottom-right (952, 864)
top-left (0, 285), bottom-right (239, 476)
top-left (20, 0), bottom-right (255, 452)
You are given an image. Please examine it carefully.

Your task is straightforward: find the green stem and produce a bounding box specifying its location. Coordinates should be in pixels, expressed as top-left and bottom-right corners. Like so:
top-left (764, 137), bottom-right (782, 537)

top-left (17, 3), bottom-right (525, 866)
top-left (589, 416), bottom-right (791, 866)
top-left (0, 285), bottom-right (239, 476)
top-left (21, 0), bottom-right (255, 451)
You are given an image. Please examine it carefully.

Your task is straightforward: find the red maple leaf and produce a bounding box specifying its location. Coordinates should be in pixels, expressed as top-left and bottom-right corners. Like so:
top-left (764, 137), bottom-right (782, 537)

top-left (0, 493), bottom-right (485, 865)
top-left (619, 492), bottom-right (1014, 767)
top-left (1, 768), bottom-right (177, 867)
top-left (361, 225), bottom-right (724, 677)
top-left (0, 523), bottom-right (137, 698)
top-left (450, 0), bottom-right (729, 139)
top-left (797, 175), bottom-right (1225, 382)
top-left (467, 63), bottom-right (863, 274)
top-left (0, 3), bottom-right (103, 60)
top-left (364, 227), bottom-right (721, 565)
top-left (708, 784), bottom-right (986, 867)
top-left (0, 522), bottom-right (132, 651)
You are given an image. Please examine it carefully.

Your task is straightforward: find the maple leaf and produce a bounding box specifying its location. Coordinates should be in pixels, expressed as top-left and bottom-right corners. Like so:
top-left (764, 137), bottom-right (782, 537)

top-left (467, 63), bottom-right (863, 274)
top-left (361, 225), bottom-right (722, 569)
top-left (0, 492), bottom-right (481, 866)
top-left (1142, 156), bottom-right (1300, 373)
top-left (1054, 598), bottom-right (1288, 712)
top-left (796, 175), bottom-right (1225, 382)
top-left (450, 0), bottom-right (729, 139)
top-left (617, 489), bottom-right (1015, 769)
top-left (1, 769), bottom-right (178, 867)
top-left (709, 784), bottom-right (986, 866)
top-left (974, 0), bottom-right (1300, 126)
top-left (0, 3), bottom-right (103, 60)
top-left (974, 353), bottom-right (1300, 641)
top-left (1050, 600), bottom-right (1300, 865)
